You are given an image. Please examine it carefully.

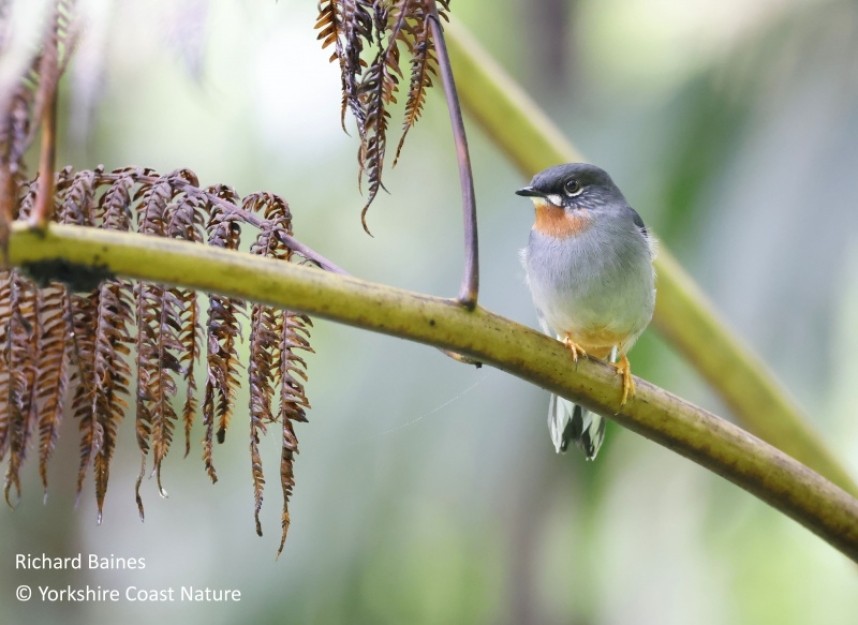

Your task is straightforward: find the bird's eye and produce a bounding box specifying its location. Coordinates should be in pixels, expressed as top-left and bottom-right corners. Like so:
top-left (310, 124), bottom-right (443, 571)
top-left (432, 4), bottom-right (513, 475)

top-left (563, 179), bottom-right (582, 196)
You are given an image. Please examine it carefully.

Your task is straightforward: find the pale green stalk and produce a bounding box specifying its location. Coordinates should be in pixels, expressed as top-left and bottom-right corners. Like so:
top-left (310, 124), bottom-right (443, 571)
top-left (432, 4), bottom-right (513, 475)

top-left (7, 222), bottom-right (858, 562)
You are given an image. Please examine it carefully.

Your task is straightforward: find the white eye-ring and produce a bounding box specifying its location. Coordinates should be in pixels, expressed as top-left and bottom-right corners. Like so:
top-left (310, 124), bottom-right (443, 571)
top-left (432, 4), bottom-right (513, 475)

top-left (563, 178), bottom-right (583, 196)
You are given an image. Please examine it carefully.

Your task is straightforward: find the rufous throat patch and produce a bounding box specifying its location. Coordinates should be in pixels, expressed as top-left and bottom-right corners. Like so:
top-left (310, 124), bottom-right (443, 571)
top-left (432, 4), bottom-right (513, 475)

top-left (532, 199), bottom-right (592, 239)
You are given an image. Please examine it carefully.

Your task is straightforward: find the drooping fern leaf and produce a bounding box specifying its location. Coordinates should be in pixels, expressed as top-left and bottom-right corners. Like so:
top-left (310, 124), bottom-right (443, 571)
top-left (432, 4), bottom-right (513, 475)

top-left (245, 193), bottom-right (313, 555)
top-left (0, 166), bottom-right (318, 553)
top-left (277, 311), bottom-right (312, 556)
top-left (202, 189), bottom-right (245, 484)
top-left (316, 0), bottom-right (451, 232)
top-left (0, 0), bottom-right (339, 556)
top-left (133, 173), bottom-right (185, 506)
top-left (34, 277), bottom-right (70, 494)
top-left (393, 1), bottom-right (443, 164)
top-left (1, 272), bottom-right (39, 505)
top-left (248, 198), bottom-right (284, 537)
top-left (166, 186), bottom-right (207, 460)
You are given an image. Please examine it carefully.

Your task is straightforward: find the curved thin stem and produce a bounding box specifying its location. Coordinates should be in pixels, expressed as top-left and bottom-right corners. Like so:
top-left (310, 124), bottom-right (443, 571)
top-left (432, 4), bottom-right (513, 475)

top-left (428, 7), bottom-right (478, 308)
top-left (8, 221), bottom-right (858, 563)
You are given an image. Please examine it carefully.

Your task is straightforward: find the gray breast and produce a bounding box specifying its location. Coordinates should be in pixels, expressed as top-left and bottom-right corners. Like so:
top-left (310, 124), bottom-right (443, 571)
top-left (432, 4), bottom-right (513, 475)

top-left (524, 222), bottom-right (654, 340)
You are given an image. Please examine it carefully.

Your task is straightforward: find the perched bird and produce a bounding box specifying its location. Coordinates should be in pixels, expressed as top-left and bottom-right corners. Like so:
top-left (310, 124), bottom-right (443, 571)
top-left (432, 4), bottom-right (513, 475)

top-left (517, 163), bottom-right (655, 459)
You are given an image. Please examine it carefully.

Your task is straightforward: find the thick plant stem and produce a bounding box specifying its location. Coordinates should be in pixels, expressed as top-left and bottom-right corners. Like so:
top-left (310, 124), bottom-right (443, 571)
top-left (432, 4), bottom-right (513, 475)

top-left (7, 222), bottom-right (858, 563)
top-left (441, 18), bottom-right (858, 498)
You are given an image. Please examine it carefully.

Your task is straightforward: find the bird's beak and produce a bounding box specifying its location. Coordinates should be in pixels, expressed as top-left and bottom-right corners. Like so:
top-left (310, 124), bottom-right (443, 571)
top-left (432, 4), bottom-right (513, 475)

top-left (515, 186), bottom-right (543, 198)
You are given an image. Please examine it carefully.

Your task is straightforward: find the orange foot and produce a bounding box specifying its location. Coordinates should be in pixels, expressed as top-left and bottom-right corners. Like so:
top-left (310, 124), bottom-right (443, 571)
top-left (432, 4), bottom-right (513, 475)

top-left (561, 334), bottom-right (588, 363)
top-left (614, 353), bottom-right (636, 405)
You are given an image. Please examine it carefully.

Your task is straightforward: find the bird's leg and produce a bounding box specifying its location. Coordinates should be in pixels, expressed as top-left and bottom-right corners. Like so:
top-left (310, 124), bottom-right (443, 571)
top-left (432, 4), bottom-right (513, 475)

top-left (561, 334), bottom-right (587, 363)
top-left (613, 354), bottom-right (636, 405)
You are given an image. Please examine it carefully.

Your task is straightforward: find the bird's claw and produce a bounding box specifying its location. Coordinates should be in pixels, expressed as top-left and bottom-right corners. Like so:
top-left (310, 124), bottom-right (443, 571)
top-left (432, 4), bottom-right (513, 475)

top-left (561, 335), bottom-right (587, 363)
top-left (614, 354), bottom-right (635, 405)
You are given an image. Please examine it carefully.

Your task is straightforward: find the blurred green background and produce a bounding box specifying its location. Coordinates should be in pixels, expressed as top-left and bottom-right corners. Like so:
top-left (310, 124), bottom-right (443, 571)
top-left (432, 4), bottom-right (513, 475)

top-left (2, 0), bottom-right (858, 623)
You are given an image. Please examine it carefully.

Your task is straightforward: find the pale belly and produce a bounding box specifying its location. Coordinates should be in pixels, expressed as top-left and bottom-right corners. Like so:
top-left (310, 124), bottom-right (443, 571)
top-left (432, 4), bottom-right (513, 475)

top-left (524, 229), bottom-right (655, 356)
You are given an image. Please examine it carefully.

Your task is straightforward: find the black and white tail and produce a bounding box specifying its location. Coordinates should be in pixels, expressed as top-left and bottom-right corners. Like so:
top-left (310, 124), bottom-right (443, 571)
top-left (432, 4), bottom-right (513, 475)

top-left (548, 394), bottom-right (606, 459)
top-left (547, 344), bottom-right (615, 459)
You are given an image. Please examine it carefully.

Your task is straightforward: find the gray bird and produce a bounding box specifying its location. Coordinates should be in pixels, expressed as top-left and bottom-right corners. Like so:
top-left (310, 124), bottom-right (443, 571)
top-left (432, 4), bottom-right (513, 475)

top-left (517, 163), bottom-right (656, 459)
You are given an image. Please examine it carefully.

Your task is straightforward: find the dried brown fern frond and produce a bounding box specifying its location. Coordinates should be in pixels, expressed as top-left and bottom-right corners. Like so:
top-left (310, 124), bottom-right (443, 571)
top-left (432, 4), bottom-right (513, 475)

top-left (277, 311), bottom-right (312, 556)
top-left (167, 187), bottom-right (207, 459)
top-left (393, 1), bottom-right (444, 164)
top-left (245, 193), bottom-right (313, 555)
top-left (202, 189), bottom-right (245, 486)
top-left (0, 0), bottom-right (77, 236)
top-left (34, 278), bottom-right (69, 494)
top-left (1, 272), bottom-right (39, 505)
top-left (316, 0), bottom-right (451, 232)
top-left (1, 166), bottom-right (319, 553)
top-left (247, 198), bottom-right (286, 536)
top-left (0, 44), bottom-right (39, 234)
top-left (133, 173), bottom-right (187, 506)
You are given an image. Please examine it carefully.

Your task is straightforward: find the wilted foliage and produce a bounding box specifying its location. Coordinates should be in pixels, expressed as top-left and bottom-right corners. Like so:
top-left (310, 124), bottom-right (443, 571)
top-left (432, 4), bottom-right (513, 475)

top-left (316, 0), bottom-right (452, 231)
top-left (0, 0), bottom-right (462, 556)
top-left (1, 167), bottom-right (314, 555)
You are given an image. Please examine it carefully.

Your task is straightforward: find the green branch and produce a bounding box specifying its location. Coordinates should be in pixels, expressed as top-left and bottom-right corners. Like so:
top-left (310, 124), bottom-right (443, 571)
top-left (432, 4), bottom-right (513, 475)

top-left (442, 18), bottom-right (858, 498)
top-left (8, 222), bottom-right (858, 562)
